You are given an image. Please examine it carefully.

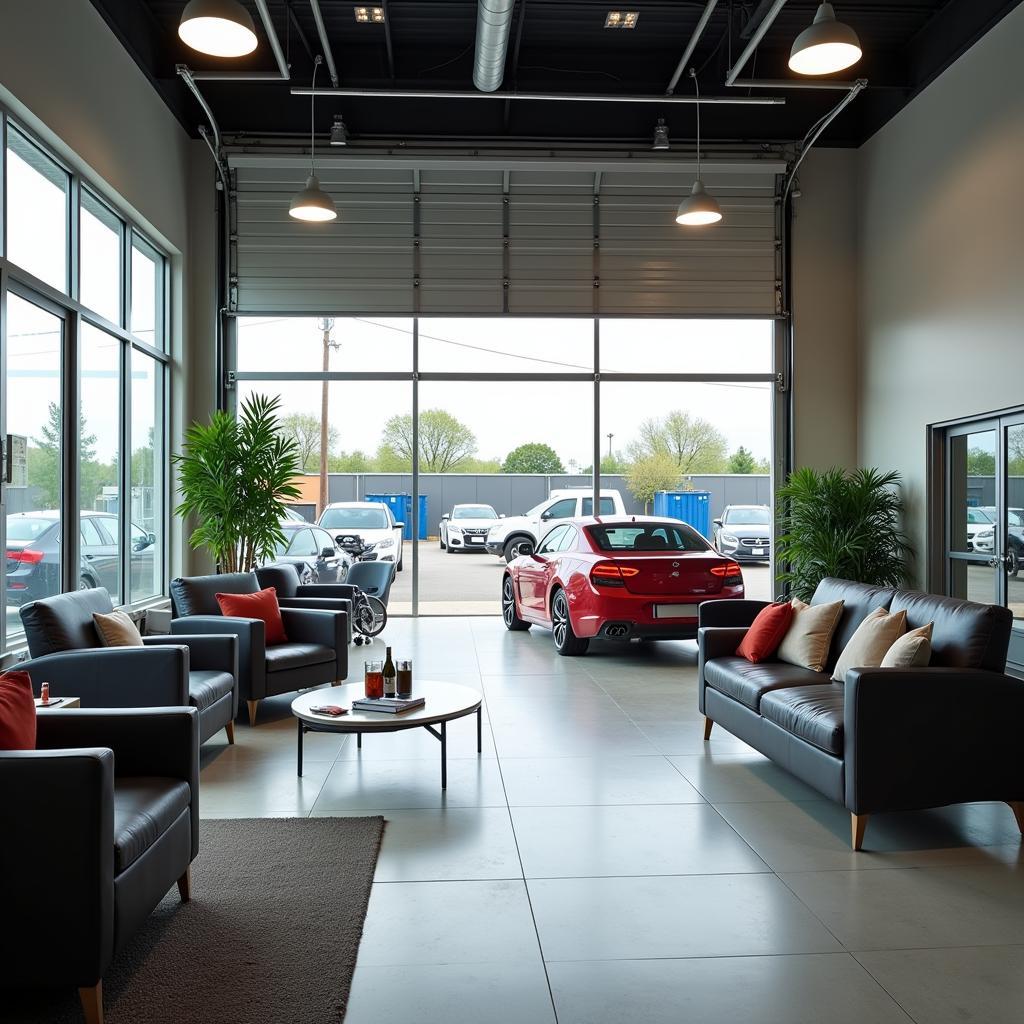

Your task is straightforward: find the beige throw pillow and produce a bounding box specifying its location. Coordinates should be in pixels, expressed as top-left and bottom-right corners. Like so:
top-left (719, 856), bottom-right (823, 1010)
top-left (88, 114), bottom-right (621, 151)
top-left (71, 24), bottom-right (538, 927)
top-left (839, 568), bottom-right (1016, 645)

top-left (880, 622), bottom-right (933, 668)
top-left (831, 606), bottom-right (907, 682)
top-left (93, 610), bottom-right (144, 647)
top-left (777, 598), bottom-right (844, 673)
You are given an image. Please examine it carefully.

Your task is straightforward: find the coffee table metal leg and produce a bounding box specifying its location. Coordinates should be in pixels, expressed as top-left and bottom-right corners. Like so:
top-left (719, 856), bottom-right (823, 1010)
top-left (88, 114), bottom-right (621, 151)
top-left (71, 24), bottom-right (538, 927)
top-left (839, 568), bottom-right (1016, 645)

top-left (477, 706), bottom-right (482, 754)
top-left (441, 720), bottom-right (447, 790)
top-left (297, 719), bottom-right (304, 777)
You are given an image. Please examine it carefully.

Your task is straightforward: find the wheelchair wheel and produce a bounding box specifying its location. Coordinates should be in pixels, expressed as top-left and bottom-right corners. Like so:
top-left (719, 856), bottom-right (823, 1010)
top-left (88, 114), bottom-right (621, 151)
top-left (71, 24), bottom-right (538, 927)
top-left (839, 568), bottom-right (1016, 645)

top-left (356, 596), bottom-right (388, 637)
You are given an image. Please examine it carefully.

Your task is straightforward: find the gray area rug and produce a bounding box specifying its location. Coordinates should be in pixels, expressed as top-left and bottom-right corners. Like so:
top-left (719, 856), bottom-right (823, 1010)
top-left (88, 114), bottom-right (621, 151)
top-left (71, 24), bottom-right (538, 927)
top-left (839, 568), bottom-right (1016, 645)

top-left (7, 816), bottom-right (384, 1023)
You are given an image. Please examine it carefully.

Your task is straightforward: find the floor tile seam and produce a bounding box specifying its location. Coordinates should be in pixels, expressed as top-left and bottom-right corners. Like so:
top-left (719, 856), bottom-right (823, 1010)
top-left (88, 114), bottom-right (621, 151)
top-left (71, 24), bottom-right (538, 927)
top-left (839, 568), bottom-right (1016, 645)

top-left (504, 799), bottom-right (711, 808)
top-left (540, 950), bottom-right (878, 965)
top-left (520, 869), bottom-right (777, 880)
top-left (847, 951), bottom-right (968, 1024)
top-left (850, 941), bottom-right (1024, 956)
top-left (770, 864), bottom-right (870, 954)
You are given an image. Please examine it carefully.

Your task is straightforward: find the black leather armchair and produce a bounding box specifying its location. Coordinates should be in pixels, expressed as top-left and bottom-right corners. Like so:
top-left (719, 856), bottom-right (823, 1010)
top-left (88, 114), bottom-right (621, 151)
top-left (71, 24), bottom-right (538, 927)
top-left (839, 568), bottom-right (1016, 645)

top-left (255, 563), bottom-right (356, 641)
top-left (170, 572), bottom-right (348, 725)
top-left (19, 589), bottom-right (238, 746)
top-left (0, 707), bottom-right (199, 1024)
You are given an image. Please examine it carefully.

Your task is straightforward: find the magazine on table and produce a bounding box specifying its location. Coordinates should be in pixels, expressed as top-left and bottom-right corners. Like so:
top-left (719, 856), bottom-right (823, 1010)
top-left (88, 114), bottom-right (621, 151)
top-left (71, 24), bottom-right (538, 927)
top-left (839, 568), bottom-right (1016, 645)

top-left (351, 696), bottom-right (426, 714)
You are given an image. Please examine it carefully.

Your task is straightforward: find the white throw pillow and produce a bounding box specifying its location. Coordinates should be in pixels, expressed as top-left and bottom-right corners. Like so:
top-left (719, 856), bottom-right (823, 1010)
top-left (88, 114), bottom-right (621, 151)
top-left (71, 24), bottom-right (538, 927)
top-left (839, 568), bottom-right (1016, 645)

top-left (776, 598), bottom-right (844, 673)
top-left (831, 606), bottom-right (907, 683)
top-left (880, 622), bottom-right (933, 668)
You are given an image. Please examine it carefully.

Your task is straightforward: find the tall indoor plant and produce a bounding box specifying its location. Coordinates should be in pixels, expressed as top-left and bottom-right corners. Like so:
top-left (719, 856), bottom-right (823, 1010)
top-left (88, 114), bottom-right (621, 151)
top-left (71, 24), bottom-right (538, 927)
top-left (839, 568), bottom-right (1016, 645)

top-left (174, 393), bottom-right (301, 573)
top-left (776, 466), bottom-right (911, 601)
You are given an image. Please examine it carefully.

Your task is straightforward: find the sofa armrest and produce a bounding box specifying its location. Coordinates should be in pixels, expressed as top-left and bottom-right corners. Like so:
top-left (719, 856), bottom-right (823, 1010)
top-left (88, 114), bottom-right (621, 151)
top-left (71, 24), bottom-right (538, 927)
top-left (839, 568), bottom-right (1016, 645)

top-left (696, 627), bottom-right (750, 715)
top-left (844, 667), bottom-right (1024, 815)
top-left (22, 646), bottom-right (189, 707)
top-left (296, 583), bottom-right (358, 602)
top-left (144, 632), bottom-right (238, 678)
top-left (280, 608), bottom-right (348, 681)
top-left (698, 599), bottom-right (771, 629)
top-left (172, 615), bottom-right (266, 701)
top-left (0, 747), bottom-right (115, 986)
top-left (37, 707), bottom-right (200, 860)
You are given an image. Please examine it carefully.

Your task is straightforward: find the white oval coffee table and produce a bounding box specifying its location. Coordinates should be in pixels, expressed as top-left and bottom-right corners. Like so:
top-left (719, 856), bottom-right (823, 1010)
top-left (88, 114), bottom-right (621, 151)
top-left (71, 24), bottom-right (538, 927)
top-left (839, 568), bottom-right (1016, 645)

top-left (291, 680), bottom-right (483, 790)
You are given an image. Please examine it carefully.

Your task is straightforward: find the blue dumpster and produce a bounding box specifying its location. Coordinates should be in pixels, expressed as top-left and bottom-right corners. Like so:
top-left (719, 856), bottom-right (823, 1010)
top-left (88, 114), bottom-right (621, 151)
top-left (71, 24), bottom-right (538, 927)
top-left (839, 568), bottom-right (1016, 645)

top-left (365, 493), bottom-right (428, 541)
top-left (653, 490), bottom-right (712, 538)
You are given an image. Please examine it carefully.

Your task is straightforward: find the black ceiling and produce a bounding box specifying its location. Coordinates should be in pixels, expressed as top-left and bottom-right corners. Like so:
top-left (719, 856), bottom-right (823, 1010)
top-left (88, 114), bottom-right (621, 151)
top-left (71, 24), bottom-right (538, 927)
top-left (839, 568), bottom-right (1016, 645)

top-left (90, 0), bottom-right (1021, 148)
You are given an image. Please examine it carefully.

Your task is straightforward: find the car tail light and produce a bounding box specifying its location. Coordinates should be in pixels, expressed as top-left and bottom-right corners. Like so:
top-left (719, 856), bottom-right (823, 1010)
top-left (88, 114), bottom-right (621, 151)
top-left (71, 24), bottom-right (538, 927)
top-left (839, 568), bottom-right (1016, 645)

top-left (6, 549), bottom-right (44, 564)
top-left (591, 562), bottom-right (640, 587)
top-left (710, 561), bottom-right (743, 584)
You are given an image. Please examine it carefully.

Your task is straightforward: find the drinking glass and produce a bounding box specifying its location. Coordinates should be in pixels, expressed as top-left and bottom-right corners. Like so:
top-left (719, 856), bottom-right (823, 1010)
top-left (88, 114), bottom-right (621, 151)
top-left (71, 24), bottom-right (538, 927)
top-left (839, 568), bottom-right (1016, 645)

top-left (364, 659), bottom-right (384, 699)
top-left (396, 659), bottom-right (413, 698)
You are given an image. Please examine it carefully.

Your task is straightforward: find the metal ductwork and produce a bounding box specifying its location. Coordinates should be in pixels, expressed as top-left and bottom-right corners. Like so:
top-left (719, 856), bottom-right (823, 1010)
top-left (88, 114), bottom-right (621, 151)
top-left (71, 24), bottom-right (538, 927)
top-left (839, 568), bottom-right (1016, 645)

top-left (473, 0), bottom-right (516, 92)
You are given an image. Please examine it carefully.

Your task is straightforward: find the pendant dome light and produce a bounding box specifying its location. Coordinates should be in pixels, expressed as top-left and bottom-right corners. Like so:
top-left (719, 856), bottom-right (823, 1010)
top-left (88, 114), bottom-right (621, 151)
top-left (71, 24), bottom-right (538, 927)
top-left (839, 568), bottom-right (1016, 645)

top-left (789, 3), bottom-right (862, 76)
top-left (676, 70), bottom-right (722, 227)
top-left (289, 56), bottom-right (337, 223)
top-left (178, 0), bottom-right (258, 58)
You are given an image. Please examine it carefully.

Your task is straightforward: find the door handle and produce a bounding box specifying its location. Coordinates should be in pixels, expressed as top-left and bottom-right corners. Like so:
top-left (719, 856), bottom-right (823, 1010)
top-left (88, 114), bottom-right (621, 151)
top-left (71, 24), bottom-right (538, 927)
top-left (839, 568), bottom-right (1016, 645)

top-left (988, 555), bottom-right (1010, 569)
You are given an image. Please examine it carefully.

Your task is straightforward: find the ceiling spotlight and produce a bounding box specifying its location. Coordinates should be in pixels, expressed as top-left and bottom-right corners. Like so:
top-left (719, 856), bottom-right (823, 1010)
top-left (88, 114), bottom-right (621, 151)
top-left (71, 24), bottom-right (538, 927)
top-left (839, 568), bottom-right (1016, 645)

top-left (652, 118), bottom-right (670, 151)
top-left (789, 3), bottom-right (862, 76)
top-left (354, 6), bottom-right (385, 23)
top-left (605, 11), bottom-right (639, 29)
top-left (290, 57), bottom-right (337, 223)
top-left (676, 69), bottom-right (722, 227)
top-left (330, 115), bottom-right (348, 146)
top-left (178, 0), bottom-right (258, 57)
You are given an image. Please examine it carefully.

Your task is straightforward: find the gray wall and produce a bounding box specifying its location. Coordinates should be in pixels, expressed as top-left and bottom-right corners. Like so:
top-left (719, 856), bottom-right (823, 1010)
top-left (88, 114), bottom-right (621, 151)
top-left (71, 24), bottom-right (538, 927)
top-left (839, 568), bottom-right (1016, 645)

top-left (858, 4), bottom-right (1024, 582)
top-left (314, 473), bottom-right (771, 530)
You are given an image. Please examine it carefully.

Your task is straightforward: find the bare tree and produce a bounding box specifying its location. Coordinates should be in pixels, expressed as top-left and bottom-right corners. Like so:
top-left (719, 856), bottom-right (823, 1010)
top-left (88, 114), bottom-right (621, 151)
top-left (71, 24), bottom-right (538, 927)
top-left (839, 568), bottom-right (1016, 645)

top-left (627, 411), bottom-right (728, 474)
top-left (278, 413), bottom-right (338, 472)
top-left (380, 409), bottom-right (477, 472)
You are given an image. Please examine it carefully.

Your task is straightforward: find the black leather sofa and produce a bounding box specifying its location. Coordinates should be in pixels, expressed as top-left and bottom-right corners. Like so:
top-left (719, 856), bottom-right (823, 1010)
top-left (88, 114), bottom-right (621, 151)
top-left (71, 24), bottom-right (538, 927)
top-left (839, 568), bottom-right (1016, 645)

top-left (19, 588), bottom-right (238, 746)
top-left (170, 572), bottom-right (348, 725)
top-left (0, 707), bottom-right (199, 1024)
top-left (698, 577), bottom-right (1024, 850)
top-left (255, 562), bottom-right (356, 642)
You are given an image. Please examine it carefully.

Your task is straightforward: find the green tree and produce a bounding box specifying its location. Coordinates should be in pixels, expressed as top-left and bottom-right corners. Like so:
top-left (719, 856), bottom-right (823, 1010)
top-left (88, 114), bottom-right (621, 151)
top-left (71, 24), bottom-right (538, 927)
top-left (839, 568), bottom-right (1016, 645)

top-left (627, 411), bottom-right (728, 474)
top-left (967, 446), bottom-right (996, 476)
top-left (381, 409), bottom-right (477, 472)
top-left (625, 452), bottom-right (683, 513)
top-left (502, 443), bottom-right (564, 474)
top-left (581, 454), bottom-right (629, 475)
top-left (31, 402), bottom-right (100, 508)
top-left (727, 446), bottom-right (758, 474)
top-left (463, 457), bottom-right (503, 473)
top-left (329, 449), bottom-right (372, 472)
top-left (278, 412), bottom-right (338, 472)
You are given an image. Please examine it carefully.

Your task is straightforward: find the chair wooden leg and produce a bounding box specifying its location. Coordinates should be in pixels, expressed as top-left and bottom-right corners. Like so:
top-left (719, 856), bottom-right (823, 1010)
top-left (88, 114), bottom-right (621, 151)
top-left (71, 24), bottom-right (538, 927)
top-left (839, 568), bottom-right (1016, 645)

top-left (246, 700), bottom-right (259, 727)
top-left (225, 720), bottom-right (235, 745)
top-left (177, 865), bottom-right (192, 903)
top-left (1008, 801), bottom-right (1024, 834)
top-left (332, 679), bottom-right (341, 687)
top-left (851, 813), bottom-right (869, 851)
top-left (79, 982), bottom-right (103, 1024)
top-left (703, 717), bottom-right (714, 741)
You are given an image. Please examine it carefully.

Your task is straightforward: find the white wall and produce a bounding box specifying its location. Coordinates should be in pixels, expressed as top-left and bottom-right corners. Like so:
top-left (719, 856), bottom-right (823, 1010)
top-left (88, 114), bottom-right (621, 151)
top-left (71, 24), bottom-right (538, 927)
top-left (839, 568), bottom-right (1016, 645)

top-left (858, 4), bottom-right (1024, 581)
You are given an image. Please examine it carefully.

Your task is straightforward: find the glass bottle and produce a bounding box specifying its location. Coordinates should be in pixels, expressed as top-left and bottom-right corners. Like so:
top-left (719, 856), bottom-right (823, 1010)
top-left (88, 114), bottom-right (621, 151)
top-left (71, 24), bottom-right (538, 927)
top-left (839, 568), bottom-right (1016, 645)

top-left (383, 646), bottom-right (397, 697)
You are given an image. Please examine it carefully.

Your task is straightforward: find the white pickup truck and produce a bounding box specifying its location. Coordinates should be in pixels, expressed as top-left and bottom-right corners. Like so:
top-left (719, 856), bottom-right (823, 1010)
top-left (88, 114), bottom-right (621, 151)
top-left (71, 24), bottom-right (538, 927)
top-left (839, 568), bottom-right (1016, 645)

top-left (485, 489), bottom-right (627, 562)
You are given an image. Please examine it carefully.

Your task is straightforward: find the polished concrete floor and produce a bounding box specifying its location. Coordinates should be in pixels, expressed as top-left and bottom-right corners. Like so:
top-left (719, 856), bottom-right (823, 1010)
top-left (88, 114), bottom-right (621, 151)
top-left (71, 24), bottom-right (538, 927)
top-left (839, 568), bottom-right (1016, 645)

top-left (198, 618), bottom-right (1024, 1024)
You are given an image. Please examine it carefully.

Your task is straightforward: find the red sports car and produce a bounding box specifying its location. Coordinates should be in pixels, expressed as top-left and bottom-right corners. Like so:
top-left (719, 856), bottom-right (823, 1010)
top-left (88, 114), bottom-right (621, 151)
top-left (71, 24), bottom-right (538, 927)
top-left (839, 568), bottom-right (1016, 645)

top-left (501, 516), bottom-right (745, 655)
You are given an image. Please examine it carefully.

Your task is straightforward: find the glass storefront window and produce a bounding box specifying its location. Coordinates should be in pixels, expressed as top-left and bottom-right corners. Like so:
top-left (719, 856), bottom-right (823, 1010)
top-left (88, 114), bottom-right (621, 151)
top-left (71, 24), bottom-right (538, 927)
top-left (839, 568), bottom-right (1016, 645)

top-left (418, 318), bottom-right (593, 373)
top-left (80, 191), bottom-right (122, 324)
top-left (130, 349), bottom-right (164, 602)
top-left (131, 238), bottom-right (159, 346)
top-left (599, 319), bottom-right (773, 374)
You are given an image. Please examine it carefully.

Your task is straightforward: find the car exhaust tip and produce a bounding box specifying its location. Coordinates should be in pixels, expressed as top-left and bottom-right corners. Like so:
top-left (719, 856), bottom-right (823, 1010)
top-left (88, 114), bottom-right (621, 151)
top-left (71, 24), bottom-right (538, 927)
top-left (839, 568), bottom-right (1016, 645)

top-left (602, 623), bottom-right (631, 639)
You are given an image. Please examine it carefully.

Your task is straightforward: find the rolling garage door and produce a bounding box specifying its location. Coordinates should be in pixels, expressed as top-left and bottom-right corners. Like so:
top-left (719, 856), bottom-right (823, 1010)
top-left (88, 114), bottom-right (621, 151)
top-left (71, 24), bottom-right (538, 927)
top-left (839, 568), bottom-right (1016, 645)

top-left (227, 154), bottom-right (784, 317)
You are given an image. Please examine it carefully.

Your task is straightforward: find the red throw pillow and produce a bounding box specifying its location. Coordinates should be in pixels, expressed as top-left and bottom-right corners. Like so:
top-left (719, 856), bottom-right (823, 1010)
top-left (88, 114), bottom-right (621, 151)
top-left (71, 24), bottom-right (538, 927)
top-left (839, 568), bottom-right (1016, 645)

top-left (736, 602), bottom-right (794, 664)
top-left (0, 670), bottom-right (37, 750)
top-left (215, 587), bottom-right (289, 647)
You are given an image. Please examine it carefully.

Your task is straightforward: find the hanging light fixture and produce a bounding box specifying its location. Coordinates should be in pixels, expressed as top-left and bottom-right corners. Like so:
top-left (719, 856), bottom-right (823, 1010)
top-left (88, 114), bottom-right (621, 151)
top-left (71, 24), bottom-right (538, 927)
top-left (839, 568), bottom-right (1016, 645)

top-left (652, 118), bottom-right (670, 151)
top-left (789, 3), bottom-right (862, 76)
top-left (329, 114), bottom-right (348, 146)
top-left (676, 70), bottom-right (722, 226)
top-left (178, 0), bottom-right (258, 57)
top-left (290, 56), bottom-right (337, 222)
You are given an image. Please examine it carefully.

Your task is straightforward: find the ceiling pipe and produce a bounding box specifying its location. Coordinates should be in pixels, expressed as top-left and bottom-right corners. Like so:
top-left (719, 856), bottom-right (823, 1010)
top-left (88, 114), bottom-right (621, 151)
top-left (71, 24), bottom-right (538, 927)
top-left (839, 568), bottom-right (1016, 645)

top-left (727, 77), bottom-right (859, 90)
top-left (725, 0), bottom-right (788, 86)
top-left (176, 64), bottom-right (229, 188)
top-left (291, 86), bottom-right (784, 106)
top-left (191, 0), bottom-right (290, 80)
top-left (309, 0), bottom-right (339, 88)
top-left (666, 0), bottom-right (719, 95)
top-left (473, 0), bottom-right (517, 92)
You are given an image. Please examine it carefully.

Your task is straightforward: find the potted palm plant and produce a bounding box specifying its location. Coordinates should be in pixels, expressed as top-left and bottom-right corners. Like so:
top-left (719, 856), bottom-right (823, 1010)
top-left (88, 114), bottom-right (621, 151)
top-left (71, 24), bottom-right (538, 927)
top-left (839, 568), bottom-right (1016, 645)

top-left (775, 466), bottom-right (912, 602)
top-left (174, 393), bottom-right (302, 573)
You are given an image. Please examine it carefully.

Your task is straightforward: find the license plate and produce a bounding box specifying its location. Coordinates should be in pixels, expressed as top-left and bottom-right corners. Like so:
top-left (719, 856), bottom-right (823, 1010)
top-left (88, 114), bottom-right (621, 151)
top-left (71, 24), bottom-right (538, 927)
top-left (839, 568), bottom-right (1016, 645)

top-left (653, 603), bottom-right (700, 619)
top-left (751, 548), bottom-right (765, 555)
top-left (469, 536), bottom-right (484, 543)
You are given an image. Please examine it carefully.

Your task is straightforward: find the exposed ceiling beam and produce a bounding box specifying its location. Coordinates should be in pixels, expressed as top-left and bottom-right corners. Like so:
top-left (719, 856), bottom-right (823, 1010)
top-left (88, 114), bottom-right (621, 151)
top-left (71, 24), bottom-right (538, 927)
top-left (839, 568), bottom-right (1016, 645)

top-left (725, 0), bottom-right (787, 86)
top-left (292, 87), bottom-right (784, 105)
top-left (666, 0), bottom-right (719, 95)
top-left (309, 0), bottom-right (339, 88)
top-left (381, 0), bottom-right (397, 79)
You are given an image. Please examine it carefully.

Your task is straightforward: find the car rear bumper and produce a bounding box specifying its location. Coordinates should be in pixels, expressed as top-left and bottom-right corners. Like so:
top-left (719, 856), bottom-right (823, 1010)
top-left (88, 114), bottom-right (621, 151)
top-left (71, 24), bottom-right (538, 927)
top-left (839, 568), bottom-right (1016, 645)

top-left (572, 590), bottom-right (744, 639)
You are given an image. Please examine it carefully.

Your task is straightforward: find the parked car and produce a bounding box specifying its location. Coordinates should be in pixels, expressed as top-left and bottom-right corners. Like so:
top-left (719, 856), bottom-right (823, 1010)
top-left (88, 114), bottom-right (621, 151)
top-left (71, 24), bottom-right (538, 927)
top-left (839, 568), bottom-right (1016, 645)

top-left (440, 503), bottom-right (501, 553)
top-left (5, 510), bottom-right (156, 605)
top-left (486, 489), bottom-right (626, 562)
top-left (713, 505), bottom-right (772, 563)
top-left (318, 501), bottom-right (405, 571)
top-left (972, 506), bottom-right (1024, 575)
top-left (261, 522), bottom-right (353, 584)
top-left (281, 507), bottom-right (309, 523)
top-left (501, 515), bottom-right (745, 655)
top-left (965, 506), bottom-right (994, 550)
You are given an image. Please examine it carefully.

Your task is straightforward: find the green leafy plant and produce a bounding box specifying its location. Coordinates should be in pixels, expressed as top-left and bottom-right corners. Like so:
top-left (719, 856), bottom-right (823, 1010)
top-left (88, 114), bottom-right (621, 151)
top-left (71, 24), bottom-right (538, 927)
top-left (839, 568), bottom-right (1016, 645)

top-left (173, 393), bottom-right (301, 573)
top-left (776, 467), bottom-right (912, 601)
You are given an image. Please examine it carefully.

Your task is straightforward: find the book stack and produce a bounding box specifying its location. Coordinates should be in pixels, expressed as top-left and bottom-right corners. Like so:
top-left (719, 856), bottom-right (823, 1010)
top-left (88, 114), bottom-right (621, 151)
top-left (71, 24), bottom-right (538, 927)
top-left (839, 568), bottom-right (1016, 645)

top-left (351, 696), bottom-right (426, 715)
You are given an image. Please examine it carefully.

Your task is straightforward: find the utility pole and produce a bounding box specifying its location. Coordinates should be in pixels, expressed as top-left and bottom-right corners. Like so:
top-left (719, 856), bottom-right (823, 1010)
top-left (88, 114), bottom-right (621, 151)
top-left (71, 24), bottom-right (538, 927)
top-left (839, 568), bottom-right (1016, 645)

top-left (318, 317), bottom-right (338, 516)
top-left (606, 433), bottom-right (614, 459)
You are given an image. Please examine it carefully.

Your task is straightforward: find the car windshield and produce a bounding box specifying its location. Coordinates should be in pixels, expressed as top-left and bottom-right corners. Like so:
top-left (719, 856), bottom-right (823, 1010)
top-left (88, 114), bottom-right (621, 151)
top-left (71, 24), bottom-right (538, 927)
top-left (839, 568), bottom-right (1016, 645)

top-left (588, 523), bottom-right (709, 552)
top-left (723, 507), bottom-right (770, 525)
top-left (967, 508), bottom-right (992, 523)
top-left (321, 507), bottom-right (389, 530)
top-left (453, 506), bottom-right (497, 520)
top-left (6, 517), bottom-right (53, 541)
top-left (272, 532), bottom-right (296, 556)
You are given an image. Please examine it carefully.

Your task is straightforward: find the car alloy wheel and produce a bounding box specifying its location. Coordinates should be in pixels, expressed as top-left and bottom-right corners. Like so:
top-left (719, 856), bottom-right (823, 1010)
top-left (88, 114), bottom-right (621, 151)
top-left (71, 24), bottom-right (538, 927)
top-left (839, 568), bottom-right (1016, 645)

top-left (504, 537), bottom-right (534, 562)
top-left (1009, 548), bottom-right (1020, 578)
top-left (551, 589), bottom-right (588, 655)
top-left (79, 576), bottom-right (93, 591)
top-left (502, 575), bottom-right (530, 631)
